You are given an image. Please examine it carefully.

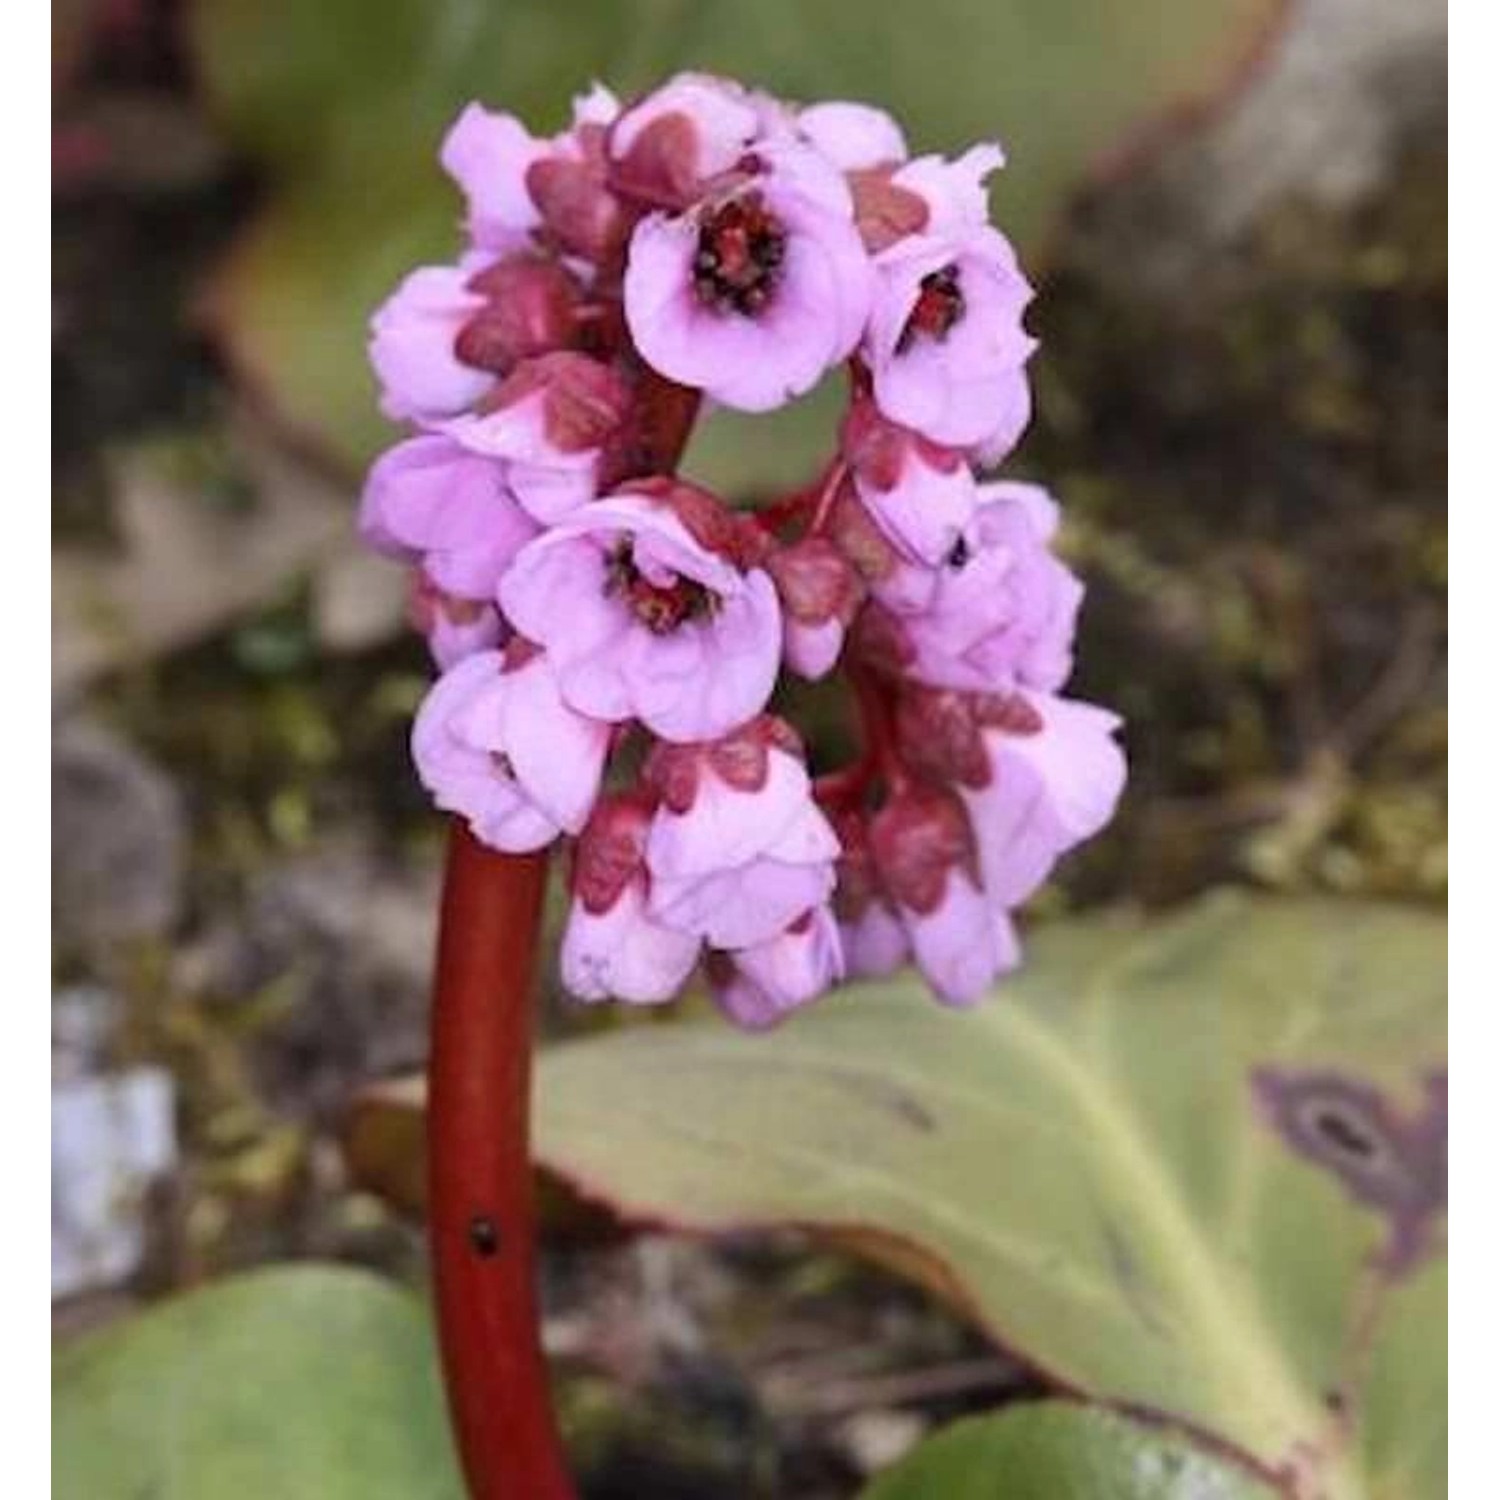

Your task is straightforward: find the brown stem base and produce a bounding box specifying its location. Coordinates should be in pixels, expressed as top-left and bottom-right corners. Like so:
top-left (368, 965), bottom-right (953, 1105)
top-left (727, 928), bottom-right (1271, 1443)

top-left (427, 823), bottom-right (576, 1500)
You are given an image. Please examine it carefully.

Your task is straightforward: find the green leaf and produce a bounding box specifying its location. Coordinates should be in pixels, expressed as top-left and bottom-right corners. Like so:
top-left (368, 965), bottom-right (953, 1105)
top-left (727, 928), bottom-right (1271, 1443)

top-left (534, 895), bottom-right (1446, 1499)
top-left (53, 1264), bottom-right (463, 1500)
top-left (188, 0), bottom-right (1282, 475)
top-left (860, 1403), bottom-right (1275, 1499)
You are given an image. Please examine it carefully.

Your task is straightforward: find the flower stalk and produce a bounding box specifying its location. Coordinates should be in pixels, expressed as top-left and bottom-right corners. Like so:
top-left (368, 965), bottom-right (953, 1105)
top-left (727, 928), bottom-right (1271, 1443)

top-left (427, 828), bottom-right (575, 1500)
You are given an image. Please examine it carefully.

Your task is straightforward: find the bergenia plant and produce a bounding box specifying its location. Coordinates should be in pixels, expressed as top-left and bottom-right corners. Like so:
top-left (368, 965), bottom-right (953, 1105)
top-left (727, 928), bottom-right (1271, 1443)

top-left (361, 71), bottom-right (1125, 1499)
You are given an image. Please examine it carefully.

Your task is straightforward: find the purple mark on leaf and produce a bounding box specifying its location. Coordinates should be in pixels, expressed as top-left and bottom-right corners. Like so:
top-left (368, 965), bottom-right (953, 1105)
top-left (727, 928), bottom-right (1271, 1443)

top-left (1252, 1067), bottom-right (1446, 1276)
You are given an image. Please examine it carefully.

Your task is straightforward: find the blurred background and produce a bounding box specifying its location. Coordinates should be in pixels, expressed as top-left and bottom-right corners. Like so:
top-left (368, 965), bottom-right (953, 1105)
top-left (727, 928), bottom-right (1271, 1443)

top-left (53, 1), bottom-right (1445, 1495)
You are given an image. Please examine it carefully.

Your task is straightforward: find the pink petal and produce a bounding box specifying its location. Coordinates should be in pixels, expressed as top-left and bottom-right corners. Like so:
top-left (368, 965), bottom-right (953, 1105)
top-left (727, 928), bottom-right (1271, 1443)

top-left (561, 878), bottom-right (701, 1004)
top-left (798, 101), bottom-right (908, 170)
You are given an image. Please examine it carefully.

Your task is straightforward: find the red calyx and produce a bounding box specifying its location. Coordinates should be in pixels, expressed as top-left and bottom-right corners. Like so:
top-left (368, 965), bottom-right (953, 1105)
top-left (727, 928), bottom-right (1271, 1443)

top-left (526, 125), bottom-right (634, 264)
top-left (847, 165), bottom-right (930, 254)
top-left (867, 784), bottom-right (977, 916)
top-left (849, 605), bottom-right (916, 678)
top-left (571, 794), bottom-right (653, 915)
top-left (829, 807), bottom-right (881, 922)
top-left (488, 352), bottom-right (633, 453)
top-left (606, 111), bottom-right (702, 210)
top-left (500, 636), bottom-right (544, 673)
top-left (827, 481), bottom-right (901, 586)
top-left (840, 397), bottom-right (906, 491)
top-left (894, 684), bottom-right (993, 789)
top-left (974, 690), bottom-right (1046, 737)
top-left (457, 255), bottom-right (585, 374)
top-left (841, 396), bottom-right (965, 493)
top-left (642, 715), bottom-right (803, 815)
top-left (765, 536), bottom-right (864, 626)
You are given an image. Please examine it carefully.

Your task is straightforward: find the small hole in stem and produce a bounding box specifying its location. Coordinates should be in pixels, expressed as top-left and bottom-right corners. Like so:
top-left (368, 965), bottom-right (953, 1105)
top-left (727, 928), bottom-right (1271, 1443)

top-left (469, 1215), bottom-right (501, 1257)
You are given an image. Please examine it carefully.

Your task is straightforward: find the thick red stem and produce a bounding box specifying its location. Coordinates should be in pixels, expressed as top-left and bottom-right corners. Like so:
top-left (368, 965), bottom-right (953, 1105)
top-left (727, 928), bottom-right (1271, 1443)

top-left (428, 827), bottom-right (575, 1500)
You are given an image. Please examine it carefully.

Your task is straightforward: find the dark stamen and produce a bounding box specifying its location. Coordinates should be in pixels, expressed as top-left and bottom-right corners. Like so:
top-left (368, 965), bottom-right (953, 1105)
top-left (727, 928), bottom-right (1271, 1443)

top-left (604, 539), bottom-right (720, 634)
top-left (897, 263), bottom-right (965, 352)
top-left (692, 192), bottom-right (787, 318)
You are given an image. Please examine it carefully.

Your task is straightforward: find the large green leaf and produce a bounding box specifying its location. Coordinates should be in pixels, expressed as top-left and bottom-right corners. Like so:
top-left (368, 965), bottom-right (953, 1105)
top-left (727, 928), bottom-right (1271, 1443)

top-left (188, 0), bottom-right (1282, 476)
top-left (53, 1264), bottom-right (463, 1500)
top-left (861, 1402), bottom-right (1275, 1499)
top-left (533, 896), bottom-right (1446, 1499)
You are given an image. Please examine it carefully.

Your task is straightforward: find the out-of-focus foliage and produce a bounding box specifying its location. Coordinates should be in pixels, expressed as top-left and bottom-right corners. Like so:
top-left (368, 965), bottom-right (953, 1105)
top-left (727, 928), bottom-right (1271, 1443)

top-left (187, 0), bottom-right (1281, 474)
top-left (860, 1403), bottom-right (1275, 1499)
top-left (52, 1265), bottom-right (463, 1499)
top-left (528, 895), bottom-right (1446, 1498)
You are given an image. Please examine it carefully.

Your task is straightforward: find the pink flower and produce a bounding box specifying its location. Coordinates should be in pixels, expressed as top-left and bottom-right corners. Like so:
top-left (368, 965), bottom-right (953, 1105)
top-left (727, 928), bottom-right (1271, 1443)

top-left (411, 644), bottom-right (610, 851)
top-left (798, 101), bottom-right (907, 170)
top-left (439, 352), bottom-right (632, 524)
top-left (623, 142), bottom-right (873, 411)
top-left (957, 692), bottom-right (1127, 908)
top-left (864, 225), bottom-right (1034, 457)
top-left (763, 535), bottom-right (864, 681)
top-left (893, 685), bottom-right (1126, 908)
top-left (364, 76), bottom-right (1126, 1024)
top-left (868, 785), bottom-right (1018, 1005)
top-left (409, 572), bottom-right (504, 669)
top-left (842, 397), bottom-right (978, 567)
top-left (360, 435), bottom-right (539, 600)
top-left (642, 720), bottom-right (840, 949)
top-left (369, 260), bottom-right (490, 423)
top-left (442, 86), bottom-right (621, 251)
top-left (875, 482), bottom-right (1084, 693)
top-left (709, 907), bottom-right (844, 1030)
top-left (608, 73), bottom-right (765, 206)
top-left (561, 795), bottom-right (701, 1004)
top-left (498, 482), bottom-right (781, 741)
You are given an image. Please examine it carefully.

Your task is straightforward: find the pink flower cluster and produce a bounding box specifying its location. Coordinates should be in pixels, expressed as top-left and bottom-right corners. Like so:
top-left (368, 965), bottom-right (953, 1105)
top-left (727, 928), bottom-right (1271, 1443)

top-left (361, 73), bottom-right (1126, 1026)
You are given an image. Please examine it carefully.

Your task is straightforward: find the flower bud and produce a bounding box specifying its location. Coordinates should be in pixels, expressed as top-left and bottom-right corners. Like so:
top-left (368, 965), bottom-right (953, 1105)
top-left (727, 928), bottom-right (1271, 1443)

top-left (868, 784), bottom-right (1017, 1005)
top-left (561, 796), bottom-right (701, 1004)
top-left (841, 396), bottom-right (978, 567)
top-left (412, 643), bottom-right (610, 851)
top-left (453, 256), bottom-right (585, 375)
top-left (643, 719), bottom-right (839, 950)
top-left (441, 352), bottom-right (633, 523)
top-left (764, 535), bottom-right (864, 680)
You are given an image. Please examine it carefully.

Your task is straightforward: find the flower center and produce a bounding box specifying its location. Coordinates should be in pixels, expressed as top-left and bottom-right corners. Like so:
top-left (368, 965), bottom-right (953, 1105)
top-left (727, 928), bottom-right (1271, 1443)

top-left (692, 192), bottom-right (786, 317)
top-left (605, 540), bottom-right (720, 634)
top-left (898, 263), bottom-right (965, 351)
